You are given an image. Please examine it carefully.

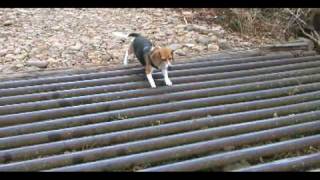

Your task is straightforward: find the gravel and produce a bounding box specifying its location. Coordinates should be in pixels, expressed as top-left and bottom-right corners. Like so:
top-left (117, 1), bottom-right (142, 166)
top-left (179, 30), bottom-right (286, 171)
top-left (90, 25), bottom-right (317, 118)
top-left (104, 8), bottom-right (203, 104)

top-left (0, 8), bottom-right (274, 73)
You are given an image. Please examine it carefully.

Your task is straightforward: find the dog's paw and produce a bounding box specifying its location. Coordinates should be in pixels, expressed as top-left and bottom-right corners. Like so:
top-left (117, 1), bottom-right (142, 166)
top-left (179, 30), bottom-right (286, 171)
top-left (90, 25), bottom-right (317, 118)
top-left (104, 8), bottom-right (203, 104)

top-left (166, 81), bottom-right (173, 86)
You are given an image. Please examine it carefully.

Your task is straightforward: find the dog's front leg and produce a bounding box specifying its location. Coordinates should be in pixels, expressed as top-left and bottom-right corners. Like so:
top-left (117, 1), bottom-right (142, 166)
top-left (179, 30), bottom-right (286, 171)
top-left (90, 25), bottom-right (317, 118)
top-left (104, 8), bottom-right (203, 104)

top-left (146, 67), bottom-right (156, 88)
top-left (162, 68), bottom-right (172, 86)
top-left (123, 49), bottom-right (129, 66)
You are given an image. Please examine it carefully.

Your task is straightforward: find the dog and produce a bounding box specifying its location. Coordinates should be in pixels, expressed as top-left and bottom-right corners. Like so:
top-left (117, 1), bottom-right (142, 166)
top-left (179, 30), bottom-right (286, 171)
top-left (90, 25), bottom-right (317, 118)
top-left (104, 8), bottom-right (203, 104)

top-left (123, 33), bottom-right (174, 88)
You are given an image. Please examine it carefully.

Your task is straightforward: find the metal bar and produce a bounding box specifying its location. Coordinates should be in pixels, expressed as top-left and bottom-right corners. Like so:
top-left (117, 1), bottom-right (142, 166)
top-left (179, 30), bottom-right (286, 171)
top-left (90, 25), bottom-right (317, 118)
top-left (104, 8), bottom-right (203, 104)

top-left (1, 83), bottom-right (320, 149)
top-left (0, 94), bottom-right (320, 163)
top-left (140, 134), bottom-right (320, 172)
top-left (234, 152), bottom-right (320, 172)
top-left (0, 53), bottom-right (296, 89)
top-left (47, 122), bottom-right (320, 171)
top-left (1, 65), bottom-right (320, 115)
top-left (0, 56), bottom-right (319, 97)
top-left (0, 110), bottom-right (319, 171)
top-left (1, 90), bottom-right (320, 139)
top-left (1, 59), bottom-right (320, 106)
top-left (1, 75), bottom-right (320, 127)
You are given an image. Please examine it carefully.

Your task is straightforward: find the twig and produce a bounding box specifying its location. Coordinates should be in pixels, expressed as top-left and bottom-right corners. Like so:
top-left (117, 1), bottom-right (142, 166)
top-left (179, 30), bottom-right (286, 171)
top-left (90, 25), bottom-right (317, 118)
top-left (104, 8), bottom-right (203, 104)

top-left (183, 16), bottom-right (188, 25)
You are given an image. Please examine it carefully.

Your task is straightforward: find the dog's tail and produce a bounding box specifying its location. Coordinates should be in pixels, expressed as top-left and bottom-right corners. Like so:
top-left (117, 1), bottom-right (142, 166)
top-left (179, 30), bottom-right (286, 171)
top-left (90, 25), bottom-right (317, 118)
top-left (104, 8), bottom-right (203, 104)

top-left (128, 33), bottom-right (141, 37)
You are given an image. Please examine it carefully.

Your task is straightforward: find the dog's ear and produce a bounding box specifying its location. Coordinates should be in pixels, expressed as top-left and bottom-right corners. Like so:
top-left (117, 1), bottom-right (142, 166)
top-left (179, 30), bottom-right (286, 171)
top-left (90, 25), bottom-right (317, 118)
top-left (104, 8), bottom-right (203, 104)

top-left (151, 49), bottom-right (161, 60)
top-left (158, 48), bottom-right (166, 60)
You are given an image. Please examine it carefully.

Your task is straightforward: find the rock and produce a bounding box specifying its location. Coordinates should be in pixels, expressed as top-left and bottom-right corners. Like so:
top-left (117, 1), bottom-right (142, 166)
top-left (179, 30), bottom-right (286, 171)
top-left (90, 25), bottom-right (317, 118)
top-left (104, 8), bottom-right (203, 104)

top-left (192, 45), bottom-right (207, 52)
top-left (102, 53), bottom-right (113, 61)
top-left (0, 64), bottom-right (19, 73)
top-left (182, 11), bottom-right (193, 16)
top-left (0, 50), bottom-right (7, 57)
top-left (26, 59), bottom-right (49, 68)
top-left (70, 42), bottom-right (82, 51)
top-left (176, 24), bottom-right (186, 29)
top-left (112, 32), bottom-right (128, 40)
top-left (3, 21), bottom-right (13, 26)
top-left (196, 36), bottom-right (211, 45)
top-left (175, 49), bottom-right (187, 56)
top-left (210, 35), bottom-right (218, 42)
top-left (208, 44), bottom-right (220, 51)
top-left (183, 43), bottom-right (195, 48)
top-left (184, 24), bottom-right (194, 31)
top-left (218, 39), bottom-right (232, 50)
top-left (15, 53), bottom-right (28, 60)
top-left (168, 44), bottom-right (183, 51)
top-left (51, 26), bottom-right (61, 30)
top-left (5, 54), bottom-right (15, 60)
top-left (15, 63), bottom-right (24, 68)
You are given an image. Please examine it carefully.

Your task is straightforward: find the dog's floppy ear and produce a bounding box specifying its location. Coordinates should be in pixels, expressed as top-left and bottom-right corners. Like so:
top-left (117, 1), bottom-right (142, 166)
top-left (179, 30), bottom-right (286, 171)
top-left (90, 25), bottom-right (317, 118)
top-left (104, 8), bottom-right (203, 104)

top-left (158, 48), bottom-right (167, 60)
top-left (151, 48), bottom-right (161, 60)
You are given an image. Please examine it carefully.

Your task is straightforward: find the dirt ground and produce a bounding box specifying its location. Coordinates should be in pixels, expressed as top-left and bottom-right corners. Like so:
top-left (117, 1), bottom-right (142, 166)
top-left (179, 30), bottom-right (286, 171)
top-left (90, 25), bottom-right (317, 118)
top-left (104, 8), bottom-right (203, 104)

top-left (0, 8), bottom-right (276, 74)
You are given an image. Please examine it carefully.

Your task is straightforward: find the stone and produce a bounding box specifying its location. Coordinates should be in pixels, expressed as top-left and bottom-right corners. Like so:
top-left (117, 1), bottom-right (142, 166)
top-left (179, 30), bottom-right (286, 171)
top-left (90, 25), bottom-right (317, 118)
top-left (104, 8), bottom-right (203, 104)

top-left (70, 42), bottom-right (82, 51)
top-left (3, 21), bottom-right (13, 26)
top-left (5, 54), bottom-right (15, 60)
top-left (168, 44), bottom-right (183, 51)
top-left (218, 39), bottom-right (232, 50)
top-left (210, 35), bottom-right (218, 42)
top-left (183, 43), bottom-right (195, 48)
top-left (184, 24), bottom-right (194, 31)
top-left (196, 36), bottom-right (211, 45)
top-left (26, 59), bottom-right (49, 68)
top-left (15, 63), bottom-right (24, 68)
top-left (0, 49), bottom-right (7, 57)
top-left (175, 49), bottom-right (187, 56)
top-left (208, 44), bottom-right (220, 51)
top-left (192, 45), bottom-right (207, 52)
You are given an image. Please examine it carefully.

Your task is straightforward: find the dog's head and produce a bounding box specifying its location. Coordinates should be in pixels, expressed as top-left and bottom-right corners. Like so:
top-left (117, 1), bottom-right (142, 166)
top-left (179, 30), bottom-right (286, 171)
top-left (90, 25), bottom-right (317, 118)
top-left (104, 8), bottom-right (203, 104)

top-left (151, 47), bottom-right (174, 66)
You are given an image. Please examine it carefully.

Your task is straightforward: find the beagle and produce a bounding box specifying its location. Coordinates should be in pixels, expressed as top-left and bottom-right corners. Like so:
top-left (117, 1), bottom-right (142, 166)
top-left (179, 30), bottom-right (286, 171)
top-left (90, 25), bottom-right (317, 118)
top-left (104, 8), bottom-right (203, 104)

top-left (123, 33), bottom-right (174, 88)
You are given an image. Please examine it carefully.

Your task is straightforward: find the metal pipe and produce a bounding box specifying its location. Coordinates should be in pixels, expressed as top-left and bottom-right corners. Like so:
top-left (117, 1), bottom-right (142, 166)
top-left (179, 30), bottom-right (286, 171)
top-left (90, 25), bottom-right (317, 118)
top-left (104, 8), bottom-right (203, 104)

top-left (0, 110), bottom-right (319, 171)
top-left (47, 122), bottom-right (320, 171)
top-left (140, 134), bottom-right (320, 172)
top-left (1, 65), bottom-right (320, 116)
top-left (1, 75), bottom-right (320, 127)
top-left (0, 93), bottom-right (320, 163)
top-left (0, 53), bottom-right (296, 89)
top-left (1, 90), bottom-right (320, 139)
top-left (1, 59), bottom-right (320, 106)
top-left (1, 82), bottom-right (320, 149)
top-left (234, 152), bottom-right (320, 172)
top-left (0, 55), bottom-right (319, 97)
